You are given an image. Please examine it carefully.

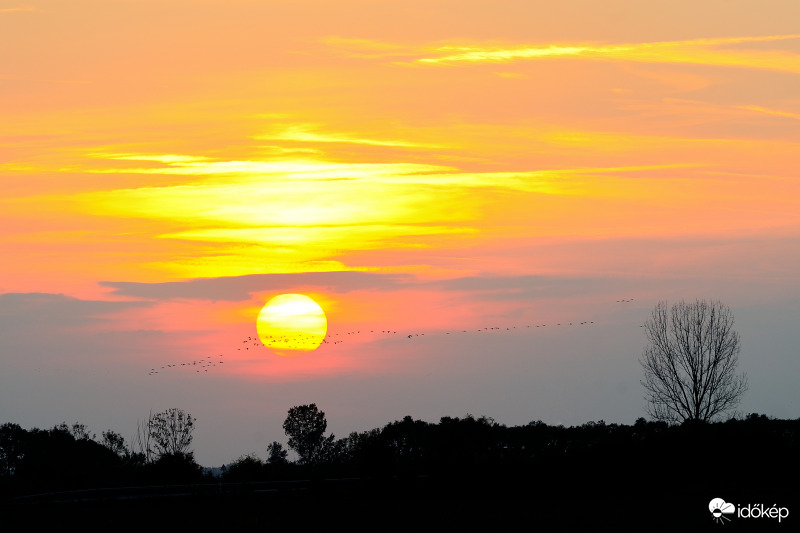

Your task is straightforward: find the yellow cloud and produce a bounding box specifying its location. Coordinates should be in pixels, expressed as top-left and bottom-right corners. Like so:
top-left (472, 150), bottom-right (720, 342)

top-left (90, 153), bottom-right (213, 163)
top-left (322, 36), bottom-right (417, 59)
top-left (0, 7), bottom-right (39, 13)
top-left (254, 123), bottom-right (446, 149)
top-left (74, 153), bottom-right (689, 246)
top-left (258, 145), bottom-right (322, 155)
top-left (87, 157), bottom-right (450, 179)
top-left (737, 105), bottom-right (800, 121)
top-left (80, 151), bottom-right (688, 199)
top-left (160, 225), bottom-right (476, 246)
top-left (495, 72), bottom-right (527, 79)
top-left (147, 255), bottom-right (353, 279)
top-left (69, 155), bottom-right (487, 278)
top-left (415, 34), bottom-right (800, 73)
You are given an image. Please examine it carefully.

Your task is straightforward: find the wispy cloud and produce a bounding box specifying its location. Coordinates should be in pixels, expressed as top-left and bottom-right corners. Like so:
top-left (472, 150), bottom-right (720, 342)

top-left (0, 292), bottom-right (151, 329)
top-left (78, 152), bottom-right (686, 196)
top-left (100, 271), bottom-right (415, 301)
top-left (63, 151), bottom-right (693, 280)
top-left (83, 156), bottom-right (448, 179)
top-left (412, 34), bottom-right (800, 74)
top-left (254, 123), bottom-right (446, 149)
top-left (92, 153), bottom-right (213, 164)
top-left (159, 225), bottom-right (476, 247)
top-left (321, 36), bottom-right (418, 59)
top-left (0, 6), bottom-right (39, 13)
top-left (258, 145), bottom-right (323, 155)
top-left (736, 104), bottom-right (800, 121)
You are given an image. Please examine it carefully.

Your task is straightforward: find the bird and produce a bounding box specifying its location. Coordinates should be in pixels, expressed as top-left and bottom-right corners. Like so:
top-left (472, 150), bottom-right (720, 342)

top-left (146, 299), bottom-right (635, 377)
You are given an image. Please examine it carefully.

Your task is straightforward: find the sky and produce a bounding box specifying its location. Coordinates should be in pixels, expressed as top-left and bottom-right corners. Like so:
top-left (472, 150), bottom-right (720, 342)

top-left (2, 0), bottom-right (799, 466)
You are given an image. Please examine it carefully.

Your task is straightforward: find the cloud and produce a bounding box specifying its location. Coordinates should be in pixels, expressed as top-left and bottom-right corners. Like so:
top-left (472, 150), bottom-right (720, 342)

top-left (432, 275), bottom-right (619, 300)
top-left (99, 271), bottom-right (416, 301)
top-left (408, 34), bottom-right (800, 74)
top-left (0, 292), bottom-right (152, 329)
top-left (736, 105), bottom-right (800, 121)
top-left (253, 124), bottom-right (446, 149)
top-left (92, 153), bottom-right (213, 163)
top-left (0, 292), bottom-right (157, 377)
top-left (84, 157), bottom-right (449, 178)
top-left (0, 7), bottom-right (39, 13)
top-left (321, 36), bottom-right (419, 59)
top-left (97, 270), bottom-right (635, 304)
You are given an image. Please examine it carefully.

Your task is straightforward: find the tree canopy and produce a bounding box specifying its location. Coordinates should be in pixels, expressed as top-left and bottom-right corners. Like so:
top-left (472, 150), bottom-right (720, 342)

top-left (282, 403), bottom-right (330, 466)
top-left (147, 408), bottom-right (196, 458)
top-left (640, 300), bottom-right (748, 423)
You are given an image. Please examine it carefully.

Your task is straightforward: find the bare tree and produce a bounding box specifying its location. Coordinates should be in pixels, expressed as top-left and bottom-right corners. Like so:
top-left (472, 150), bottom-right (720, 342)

top-left (640, 300), bottom-right (748, 423)
top-left (147, 408), bottom-right (196, 458)
top-left (131, 411), bottom-right (155, 463)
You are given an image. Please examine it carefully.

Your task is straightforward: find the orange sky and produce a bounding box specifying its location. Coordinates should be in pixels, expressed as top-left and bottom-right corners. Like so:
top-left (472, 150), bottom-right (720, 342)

top-left (2, 0), bottom-right (799, 465)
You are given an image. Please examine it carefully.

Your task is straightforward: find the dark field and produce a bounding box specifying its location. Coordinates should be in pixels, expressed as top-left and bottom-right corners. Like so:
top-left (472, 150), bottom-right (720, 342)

top-left (5, 471), bottom-right (796, 531)
top-left (3, 416), bottom-right (798, 530)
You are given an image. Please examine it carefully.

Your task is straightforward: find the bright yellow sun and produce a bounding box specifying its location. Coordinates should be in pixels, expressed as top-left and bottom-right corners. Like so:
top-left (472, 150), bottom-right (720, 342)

top-left (256, 294), bottom-right (327, 357)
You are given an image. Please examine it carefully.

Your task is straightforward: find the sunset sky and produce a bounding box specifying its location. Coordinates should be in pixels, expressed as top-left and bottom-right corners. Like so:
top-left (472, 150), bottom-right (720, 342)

top-left (2, 0), bottom-right (799, 466)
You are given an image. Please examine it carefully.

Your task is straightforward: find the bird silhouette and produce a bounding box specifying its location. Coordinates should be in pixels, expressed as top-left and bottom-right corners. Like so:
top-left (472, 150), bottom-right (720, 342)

top-left (147, 297), bottom-right (646, 377)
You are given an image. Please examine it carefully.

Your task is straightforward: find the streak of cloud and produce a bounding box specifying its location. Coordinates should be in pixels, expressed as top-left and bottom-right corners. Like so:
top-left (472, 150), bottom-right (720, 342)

top-left (99, 271), bottom-right (415, 302)
top-left (737, 104), bottom-right (800, 121)
top-left (0, 6), bottom-right (39, 13)
top-left (254, 123), bottom-right (446, 149)
top-left (407, 34), bottom-right (800, 73)
top-left (0, 292), bottom-right (152, 329)
top-left (83, 157), bottom-right (448, 178)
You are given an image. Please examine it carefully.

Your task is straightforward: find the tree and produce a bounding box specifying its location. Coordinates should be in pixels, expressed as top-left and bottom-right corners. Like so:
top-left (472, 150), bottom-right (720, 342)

top-left (283, 403), bottom-right (330, 465)
top-left (0, 422), bottom-right (27, 476)
top-left (54, 422), bottom-right (95, 441)
top-left (149, 450), bottom-right (203, 483)
top-left (266, 441), bottom-right (288, 465)
top-left (101, 430), bottom-right (128, 459)
top-left (223, 453), bottom-right (264, 482)
top-left (131, 411), bottom-right (155, 464)
top-left (640, 300), bottom-right (748, 424)
top-left (147, 408), bottom-right (196, 458)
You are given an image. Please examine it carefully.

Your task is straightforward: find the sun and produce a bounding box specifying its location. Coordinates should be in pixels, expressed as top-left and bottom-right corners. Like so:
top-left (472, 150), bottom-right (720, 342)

top-left (256, 294), bottom-right (327, 357)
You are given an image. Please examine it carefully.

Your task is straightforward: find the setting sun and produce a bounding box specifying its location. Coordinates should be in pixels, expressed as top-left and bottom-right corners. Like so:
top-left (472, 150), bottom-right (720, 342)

top-left (256, 294), bottom-right (328, 356)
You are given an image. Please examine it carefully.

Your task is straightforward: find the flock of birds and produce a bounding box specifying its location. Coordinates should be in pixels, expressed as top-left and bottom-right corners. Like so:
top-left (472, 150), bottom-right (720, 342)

top-left (147, 298), bottom-right (636, 376)
top-left (148, 354), bottom-right (225, 376)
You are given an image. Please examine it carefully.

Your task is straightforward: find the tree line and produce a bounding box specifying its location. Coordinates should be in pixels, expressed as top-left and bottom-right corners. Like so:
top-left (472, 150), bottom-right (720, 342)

top-left (0, 408), bottom-right (204, 499)
top-left (3, 407), bottom-right (799, 501)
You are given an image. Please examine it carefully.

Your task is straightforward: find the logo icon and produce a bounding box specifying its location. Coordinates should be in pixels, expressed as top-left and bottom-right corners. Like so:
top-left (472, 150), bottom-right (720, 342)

top-left (709, 498), bottom-right (736, 524)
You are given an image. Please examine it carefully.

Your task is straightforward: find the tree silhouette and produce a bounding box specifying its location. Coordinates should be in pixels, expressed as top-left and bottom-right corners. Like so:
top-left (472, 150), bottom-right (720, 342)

top-left (147, 408), bottom-right (196, 458)
top-left (223, 453), bottom-right (264, 482)
top-left (54, 421), bottom-right (95, 441)
top-left (283, 403), bottom-right (330, 466)
top-left (101, 429), bottom-right (128, 459)
top-left (266, 441), bottom-right (289, 465)
top-left (640, 300), bottom-right (748, 424)
top-left (0, 422), bottom-right (27, 477)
